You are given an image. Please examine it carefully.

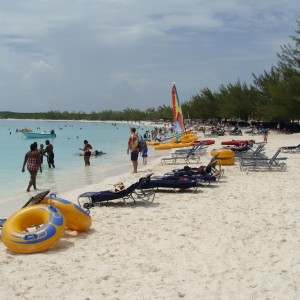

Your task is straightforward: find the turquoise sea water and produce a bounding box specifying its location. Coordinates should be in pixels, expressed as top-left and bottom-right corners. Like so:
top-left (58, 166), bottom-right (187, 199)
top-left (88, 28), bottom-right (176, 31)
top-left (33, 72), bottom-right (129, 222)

top-left (0, 119), bottom-right (159, 216)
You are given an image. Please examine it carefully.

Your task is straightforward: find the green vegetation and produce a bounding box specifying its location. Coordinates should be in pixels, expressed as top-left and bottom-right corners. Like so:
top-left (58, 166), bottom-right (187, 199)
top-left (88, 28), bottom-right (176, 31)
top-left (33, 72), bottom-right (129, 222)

top-left (186, 20), bottom-right (300, 122)
top-left (1, 21), bottom-right (299, 123)
top-left (0, 106), bottom-right (173, 122)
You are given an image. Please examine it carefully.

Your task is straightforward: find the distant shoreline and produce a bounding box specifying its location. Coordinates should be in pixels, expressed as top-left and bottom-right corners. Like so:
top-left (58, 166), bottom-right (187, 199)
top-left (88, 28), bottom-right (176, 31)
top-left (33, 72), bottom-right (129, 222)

top-left (1, 118), bottom-right (170, 128)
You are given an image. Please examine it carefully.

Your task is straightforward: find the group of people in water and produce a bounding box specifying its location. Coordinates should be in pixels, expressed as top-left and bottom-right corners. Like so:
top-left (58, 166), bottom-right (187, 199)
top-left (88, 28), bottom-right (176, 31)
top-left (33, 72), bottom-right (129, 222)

top-left (22, 128), bottom-right (146, 192)
top-left (22, 138), bottom-right (107, 192)
top-left (22, 140), bottom-right (55, 192)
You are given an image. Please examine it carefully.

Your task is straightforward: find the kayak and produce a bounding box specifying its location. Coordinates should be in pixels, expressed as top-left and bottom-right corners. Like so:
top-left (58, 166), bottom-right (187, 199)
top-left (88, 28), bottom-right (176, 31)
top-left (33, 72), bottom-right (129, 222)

top-left (221, 140), bottom-right (255, 146)
top-left (154, 142), bottom-right (194, 150)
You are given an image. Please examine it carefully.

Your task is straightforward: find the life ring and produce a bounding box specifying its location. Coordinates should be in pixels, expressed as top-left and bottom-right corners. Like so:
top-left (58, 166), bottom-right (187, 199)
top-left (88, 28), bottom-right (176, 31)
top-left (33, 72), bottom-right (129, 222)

top-left (217, 157), bottom-right (236, 166)
top-left (1, 205), bottom-right (66, 254)
top-left (211, 149), bottom-right (234, 159)
top-left (41, 195), bottom-right (92, 232)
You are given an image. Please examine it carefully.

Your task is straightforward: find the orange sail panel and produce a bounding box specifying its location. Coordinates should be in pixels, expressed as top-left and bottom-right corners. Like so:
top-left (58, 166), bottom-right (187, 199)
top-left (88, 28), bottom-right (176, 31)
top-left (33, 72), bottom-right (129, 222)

top-left (172, 83), bottom-right (185, 133)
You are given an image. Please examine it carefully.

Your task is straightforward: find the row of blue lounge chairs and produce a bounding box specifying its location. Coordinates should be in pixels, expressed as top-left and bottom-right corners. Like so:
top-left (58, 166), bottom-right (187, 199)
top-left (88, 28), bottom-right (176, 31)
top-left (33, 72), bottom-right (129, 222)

top-left (77, 155), bottom-right (222, 209)
top-left (78, 139), bottom-right (297, 208)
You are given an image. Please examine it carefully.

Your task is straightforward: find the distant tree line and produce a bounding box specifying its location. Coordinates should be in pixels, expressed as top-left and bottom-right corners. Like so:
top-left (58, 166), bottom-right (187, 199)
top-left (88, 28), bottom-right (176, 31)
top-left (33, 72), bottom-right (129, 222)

top-left (184, 20), bottom-right (300, 123)
top-left (1, 21), bottom-right (299, 123)
top-left (0, 106), bottom-right (173, 122)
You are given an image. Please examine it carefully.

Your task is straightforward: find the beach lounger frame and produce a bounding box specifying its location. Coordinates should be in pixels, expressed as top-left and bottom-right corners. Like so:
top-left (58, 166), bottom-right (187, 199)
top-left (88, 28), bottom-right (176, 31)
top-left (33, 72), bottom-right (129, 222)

top-left (0, 190), bottom-right (50, 229)
top-left (77, 177), bottom-right (155, 208)
top-left (161, 150), bottom-right (203, 165)
top-left (281, 144), bottom-right (300, 153)
top-left (172, 144), bottom-right (207, 156)
top-left (161, 144), bottom-right (207, 165)
top-left (239, 148), bottom-right (287, 172)
top-left (161, 155), bottom-right (201, 165)
top-left (234, 143), bottom-right (267, 160)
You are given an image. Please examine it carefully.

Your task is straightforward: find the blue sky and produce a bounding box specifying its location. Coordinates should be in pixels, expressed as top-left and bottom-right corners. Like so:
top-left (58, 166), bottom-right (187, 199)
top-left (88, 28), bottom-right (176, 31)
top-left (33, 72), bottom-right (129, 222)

top-left (0, 0), bottom-right (299, 113)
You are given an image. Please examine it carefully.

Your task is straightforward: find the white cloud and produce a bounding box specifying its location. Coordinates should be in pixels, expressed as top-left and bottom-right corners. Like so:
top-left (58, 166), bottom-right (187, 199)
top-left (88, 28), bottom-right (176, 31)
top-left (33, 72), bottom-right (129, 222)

top-left (21, 60), bottom-right (53, 82)
top-left (0, 0), bottom-right (299, 112)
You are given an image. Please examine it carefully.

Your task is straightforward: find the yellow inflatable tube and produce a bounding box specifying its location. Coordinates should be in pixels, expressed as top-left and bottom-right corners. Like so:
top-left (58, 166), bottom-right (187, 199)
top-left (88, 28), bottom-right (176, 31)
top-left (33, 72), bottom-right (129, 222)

top-left (1, 204), bottom-right (66, 254)
top-left (217, 157), bottom-right (236, 166)
top-left (211, 149), bottom-right (234, 159)
top-left (41, 195), bottom-right (92, 232)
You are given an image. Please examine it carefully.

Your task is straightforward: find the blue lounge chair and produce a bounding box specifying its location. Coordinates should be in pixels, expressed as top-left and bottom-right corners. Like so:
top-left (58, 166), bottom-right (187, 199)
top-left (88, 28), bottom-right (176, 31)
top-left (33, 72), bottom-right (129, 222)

top-left (138, 177), bottom-right (200, 192)
top-left (77, 176), bottom-right (155, 208)
top-left (167, 154), bottom-right (223, 179)
top-left (155, 174), bottom-right (217, 185)
top-left (281, 144), bottom-right (300, 153)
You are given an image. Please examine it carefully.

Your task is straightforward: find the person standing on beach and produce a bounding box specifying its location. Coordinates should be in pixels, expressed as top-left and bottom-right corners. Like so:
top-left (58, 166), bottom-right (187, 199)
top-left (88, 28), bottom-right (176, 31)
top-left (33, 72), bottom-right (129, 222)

top-left (127, 128), bottom-right (139, 173)
top-left (45, 140), bottom-right (55, 168)
top-left (79, 140), bottom-right (92, 166)
top-left (263, 130), bottom-right (268, 143)
top-left (22, 143), bottom-right (42, 192)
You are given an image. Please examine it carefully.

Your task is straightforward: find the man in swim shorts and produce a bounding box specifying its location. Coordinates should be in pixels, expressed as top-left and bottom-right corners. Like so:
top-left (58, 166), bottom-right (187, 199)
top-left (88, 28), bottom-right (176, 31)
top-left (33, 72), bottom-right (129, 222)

top-left (22, 143), bottom-right (42, 192)
top-left (127, 128), bottom-right (139, 173)
top-left (45, 140), bottom-right (55, 168)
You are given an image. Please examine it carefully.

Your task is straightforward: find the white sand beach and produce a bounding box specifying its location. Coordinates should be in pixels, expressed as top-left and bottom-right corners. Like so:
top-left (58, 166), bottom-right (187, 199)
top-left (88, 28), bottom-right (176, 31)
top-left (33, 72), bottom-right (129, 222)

top-left (1, 131), bottom-right (300, 299)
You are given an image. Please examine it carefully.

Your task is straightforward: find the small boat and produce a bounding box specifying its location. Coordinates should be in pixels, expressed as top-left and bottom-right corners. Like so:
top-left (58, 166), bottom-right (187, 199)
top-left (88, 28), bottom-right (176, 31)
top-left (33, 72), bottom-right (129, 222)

top-left (18, 129), bottom-right (33, 133)
top-left (22, 132), bottom-right (56, 139)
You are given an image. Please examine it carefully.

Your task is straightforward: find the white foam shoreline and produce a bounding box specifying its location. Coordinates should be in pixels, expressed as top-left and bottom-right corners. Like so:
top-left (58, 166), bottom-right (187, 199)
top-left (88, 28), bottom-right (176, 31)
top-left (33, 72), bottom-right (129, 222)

top-left (1, 131), bottom-right (300, 299)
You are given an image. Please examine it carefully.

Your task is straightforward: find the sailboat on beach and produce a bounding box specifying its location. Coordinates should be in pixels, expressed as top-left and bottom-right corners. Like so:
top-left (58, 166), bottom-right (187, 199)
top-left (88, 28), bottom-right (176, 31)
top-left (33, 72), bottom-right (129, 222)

top-left (172, 82), bottom-right (185, 133)
top-left (153, 83), bottom-right (197, 150)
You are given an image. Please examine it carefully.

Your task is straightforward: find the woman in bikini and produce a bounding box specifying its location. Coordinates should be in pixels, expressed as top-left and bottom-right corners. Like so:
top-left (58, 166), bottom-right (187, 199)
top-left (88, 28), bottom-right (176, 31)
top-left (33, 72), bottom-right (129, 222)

top-left (79, 140), bottom-right (93, 166)
top-left (22, 143), bottom-right (42, 192)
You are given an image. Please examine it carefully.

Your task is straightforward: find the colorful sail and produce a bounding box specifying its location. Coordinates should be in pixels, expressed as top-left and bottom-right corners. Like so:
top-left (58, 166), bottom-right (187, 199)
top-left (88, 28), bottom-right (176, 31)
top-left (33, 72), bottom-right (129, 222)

top-left (171, 83), bottom-right (185, 133)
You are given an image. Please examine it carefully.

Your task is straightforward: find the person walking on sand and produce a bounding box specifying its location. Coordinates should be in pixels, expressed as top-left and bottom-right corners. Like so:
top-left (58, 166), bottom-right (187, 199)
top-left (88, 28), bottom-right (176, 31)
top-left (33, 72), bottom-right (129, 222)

top-left (263, 129), bottom-right (268, 143)
top-left (45, 140), bottom-right (55, 168)
top-left (79, 140), bottom-right (92, 166)
top-left (127, 128), bottom-right (139, 173)
top-left (22, 143), bottom-right (42, 192)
